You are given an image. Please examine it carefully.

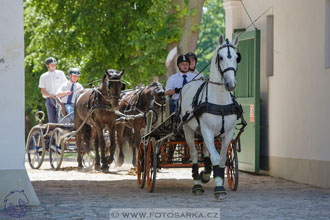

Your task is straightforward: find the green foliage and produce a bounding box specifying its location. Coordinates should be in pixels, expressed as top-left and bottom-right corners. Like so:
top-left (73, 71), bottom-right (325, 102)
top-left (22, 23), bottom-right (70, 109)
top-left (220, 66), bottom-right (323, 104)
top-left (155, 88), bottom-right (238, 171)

top-left (24, 0), bottom-right (181, 117)
top-left (195, 0), bottom-right (225, 77)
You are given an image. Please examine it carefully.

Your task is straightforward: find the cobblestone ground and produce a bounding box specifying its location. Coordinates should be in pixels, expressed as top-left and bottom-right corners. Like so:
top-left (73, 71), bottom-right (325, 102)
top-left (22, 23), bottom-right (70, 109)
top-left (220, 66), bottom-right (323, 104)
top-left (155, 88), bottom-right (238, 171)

top-left (1, 158), bottom-right (330, 220)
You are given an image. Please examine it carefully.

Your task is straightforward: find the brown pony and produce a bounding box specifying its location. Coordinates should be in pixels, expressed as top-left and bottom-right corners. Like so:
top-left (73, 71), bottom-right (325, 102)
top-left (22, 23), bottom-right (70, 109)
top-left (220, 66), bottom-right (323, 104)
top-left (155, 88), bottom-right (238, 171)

top-left (116, 81), bottom-right (165, 167)
top-left (74, 69), bottom-right (124, 171)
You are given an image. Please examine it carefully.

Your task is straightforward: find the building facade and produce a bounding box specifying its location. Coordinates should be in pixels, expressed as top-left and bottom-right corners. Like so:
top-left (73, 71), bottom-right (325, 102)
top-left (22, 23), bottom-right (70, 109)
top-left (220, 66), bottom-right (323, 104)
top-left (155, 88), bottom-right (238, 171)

top-left (224, 0), bottom-right (330, 188)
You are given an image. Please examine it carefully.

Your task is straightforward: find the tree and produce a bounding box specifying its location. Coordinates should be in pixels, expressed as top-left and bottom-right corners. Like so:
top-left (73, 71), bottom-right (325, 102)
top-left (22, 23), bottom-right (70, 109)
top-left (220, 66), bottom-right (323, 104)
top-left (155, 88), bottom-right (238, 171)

top-left (165, 0), bottom-right (205, 76)
top-left (195, 0), bottom-right (225, 77)
top-left (24, 0), bottom-right (177, 131)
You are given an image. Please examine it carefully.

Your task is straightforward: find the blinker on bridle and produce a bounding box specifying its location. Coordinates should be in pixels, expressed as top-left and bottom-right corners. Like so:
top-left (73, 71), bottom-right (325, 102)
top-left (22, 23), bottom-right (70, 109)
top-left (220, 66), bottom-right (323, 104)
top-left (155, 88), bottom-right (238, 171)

top-left (106, 76), bottom-right (122, 99)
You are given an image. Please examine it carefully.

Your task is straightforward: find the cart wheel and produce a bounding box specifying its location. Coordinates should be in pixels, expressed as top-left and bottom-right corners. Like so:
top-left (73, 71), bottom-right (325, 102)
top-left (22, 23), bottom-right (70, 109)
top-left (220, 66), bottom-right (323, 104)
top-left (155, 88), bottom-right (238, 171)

top-left (26, 127), bottom-right (46, 169)
top-left (82, 141), bottom-right (95, 168)
top-left (237, 137), bottom-right (241, 152)
top-left (146, 137), bottom-right (157, 192)
top-left (137, 140), bottom-right (146, 188)
top-left (49, 128), bottom-right (65, 170)
top-left (226, 142), bottom-right (239, 191)
top-left (82, 151), bottom-right (95, 168)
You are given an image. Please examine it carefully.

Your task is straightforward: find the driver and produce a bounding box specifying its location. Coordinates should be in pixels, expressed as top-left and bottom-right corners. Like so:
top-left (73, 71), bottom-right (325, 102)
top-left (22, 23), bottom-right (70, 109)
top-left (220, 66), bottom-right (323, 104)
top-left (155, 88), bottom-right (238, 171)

top-left (56, 68), bottom-right (84, 120)
top-left (165, 54), bottom-right (202, 113)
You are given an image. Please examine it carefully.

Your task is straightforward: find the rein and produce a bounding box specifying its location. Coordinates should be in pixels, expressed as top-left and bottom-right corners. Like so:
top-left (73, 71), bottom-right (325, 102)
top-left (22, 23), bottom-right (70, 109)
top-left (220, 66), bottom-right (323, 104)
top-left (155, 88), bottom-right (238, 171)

top-left (122, 87), bottom-right (146, 114)
top-left (204, 79), bottom-right (225, 86)
top-left (120, 85), bottom-right (166, 125)
top-left (92, 88), bottom-right (113, 104)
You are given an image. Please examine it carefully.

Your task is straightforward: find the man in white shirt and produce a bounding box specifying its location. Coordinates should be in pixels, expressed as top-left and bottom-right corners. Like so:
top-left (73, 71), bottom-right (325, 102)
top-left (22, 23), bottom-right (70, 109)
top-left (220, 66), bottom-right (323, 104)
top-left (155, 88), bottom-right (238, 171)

top-left (39, 57), bottom-right (68, 123)
top-left (56, 68), bottom-right (84, 120)
top-left (165, 54), bottom-right (202, 112)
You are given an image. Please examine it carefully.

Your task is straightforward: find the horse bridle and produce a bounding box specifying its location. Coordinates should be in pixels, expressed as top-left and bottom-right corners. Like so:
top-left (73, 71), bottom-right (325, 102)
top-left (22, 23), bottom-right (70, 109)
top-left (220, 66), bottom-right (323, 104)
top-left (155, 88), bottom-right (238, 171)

top-left (106, 78), bottom-right (122, 100)
top-left (144, 95), bottom-right (166, 126)
top-left (215, 39), bottom-right (241, 78)
top-left (92, 78), bottom-right (122, 106)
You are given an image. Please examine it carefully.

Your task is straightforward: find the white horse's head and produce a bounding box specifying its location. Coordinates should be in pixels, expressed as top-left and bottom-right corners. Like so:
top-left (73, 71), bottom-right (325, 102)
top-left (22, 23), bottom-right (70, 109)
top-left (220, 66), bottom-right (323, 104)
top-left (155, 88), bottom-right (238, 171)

top-left (213, 35), bottom-right (241, 91)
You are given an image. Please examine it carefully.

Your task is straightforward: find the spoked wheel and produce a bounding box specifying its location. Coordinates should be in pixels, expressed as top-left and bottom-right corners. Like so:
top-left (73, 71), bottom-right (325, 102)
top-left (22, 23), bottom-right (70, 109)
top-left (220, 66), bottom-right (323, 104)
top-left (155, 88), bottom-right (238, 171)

top-left (146, 137), bottom-right (157, 192)
top-left (49, 128), bottom-right (65, 170)
top-left (26, 127), bottom-right (46, 169)
top-left (226, 142), bottom-right (239, 191)
top-left (82, 151), bottom-right (95, 168)
top-left (137, 139), bottom-right (147, 189)
top-left (81, 140), bottom-right (95, 168)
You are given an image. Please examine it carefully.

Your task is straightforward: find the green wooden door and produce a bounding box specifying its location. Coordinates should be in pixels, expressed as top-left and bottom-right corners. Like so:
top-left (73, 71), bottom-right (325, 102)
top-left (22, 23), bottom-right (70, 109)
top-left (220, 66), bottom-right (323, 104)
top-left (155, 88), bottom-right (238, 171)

top-left (234, 30), bottom-right (260, 172)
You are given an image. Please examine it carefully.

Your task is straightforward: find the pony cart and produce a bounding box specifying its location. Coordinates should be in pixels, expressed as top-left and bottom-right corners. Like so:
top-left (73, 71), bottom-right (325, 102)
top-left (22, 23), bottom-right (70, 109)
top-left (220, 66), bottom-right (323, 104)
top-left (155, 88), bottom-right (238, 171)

top-left (25, 108), bottom-right (95, 170)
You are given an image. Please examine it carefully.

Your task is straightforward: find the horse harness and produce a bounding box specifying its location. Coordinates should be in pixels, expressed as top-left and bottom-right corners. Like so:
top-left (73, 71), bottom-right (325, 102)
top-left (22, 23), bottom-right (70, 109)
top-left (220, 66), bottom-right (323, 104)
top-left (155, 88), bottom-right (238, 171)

top-left (181, 79), bottom-right (244, 135)
top-left (120, 86), bottom-right (165, 125)
top-left (122, 87), bottom-right (146, 114)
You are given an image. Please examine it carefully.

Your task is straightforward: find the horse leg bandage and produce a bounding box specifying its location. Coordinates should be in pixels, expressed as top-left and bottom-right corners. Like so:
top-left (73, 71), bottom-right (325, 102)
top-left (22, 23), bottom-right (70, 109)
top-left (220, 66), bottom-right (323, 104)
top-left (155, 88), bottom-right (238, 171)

top-left (204, 157), bottom-right (212, 174)
top-left (213, 165), bottom-right (225, 186)
top-left (192, 164), bottom-right (201, 180)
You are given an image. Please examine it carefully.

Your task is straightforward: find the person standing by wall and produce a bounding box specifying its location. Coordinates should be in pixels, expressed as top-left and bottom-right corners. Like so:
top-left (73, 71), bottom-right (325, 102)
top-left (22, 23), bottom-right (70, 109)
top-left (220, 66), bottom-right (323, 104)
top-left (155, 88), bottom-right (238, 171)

top-left (38, 57), bottom-right (67, 123)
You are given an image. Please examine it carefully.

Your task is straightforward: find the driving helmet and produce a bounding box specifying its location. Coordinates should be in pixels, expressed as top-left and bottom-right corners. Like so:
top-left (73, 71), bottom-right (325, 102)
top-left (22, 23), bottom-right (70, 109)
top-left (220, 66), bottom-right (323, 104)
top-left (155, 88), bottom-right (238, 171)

top-left (176, 55), bottom-right (190, 67)
top-left (45, 57), bottom-right (57, 65)
top-left (185, 52), bottom-right (197, 62)
top-left (68, 68), bottom-right (81, 76)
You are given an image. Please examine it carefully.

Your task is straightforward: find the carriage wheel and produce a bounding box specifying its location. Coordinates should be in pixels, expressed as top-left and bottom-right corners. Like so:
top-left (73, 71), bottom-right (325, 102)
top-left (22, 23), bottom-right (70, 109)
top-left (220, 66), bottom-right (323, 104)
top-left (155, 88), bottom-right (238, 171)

top-left (137, 140), bottom-right (147, 188)
top-left (146, 137), bottom-right (157, 192)
top-left (49, 128), bottom-right (65, 170)
top-left (226, 142), bottom-right (239, 191)
top-left (26, 127), bottom-right (46, 169)
top-left (82, 141), bottom-right (95, 168)
top-left (82, 151), bottom-right (95, 168)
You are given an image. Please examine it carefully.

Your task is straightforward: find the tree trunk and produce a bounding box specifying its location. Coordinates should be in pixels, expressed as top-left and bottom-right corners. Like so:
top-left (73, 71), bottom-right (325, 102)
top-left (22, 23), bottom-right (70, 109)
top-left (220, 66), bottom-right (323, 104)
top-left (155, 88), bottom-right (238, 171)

top-left (166, 0), bottom-right (204, 78)
top-left (165, 0), bottom-right (185, 78)
top-left (178, 0), bottom-right (204, 54)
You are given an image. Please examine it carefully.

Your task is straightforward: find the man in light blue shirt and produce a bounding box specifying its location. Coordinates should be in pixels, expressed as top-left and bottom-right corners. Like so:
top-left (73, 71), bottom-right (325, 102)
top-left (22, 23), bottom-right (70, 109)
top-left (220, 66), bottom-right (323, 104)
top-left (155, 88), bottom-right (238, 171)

top-left (56, 68), bottom-right (83, 120)
top-left (165, 54), bottom-right (202, 112)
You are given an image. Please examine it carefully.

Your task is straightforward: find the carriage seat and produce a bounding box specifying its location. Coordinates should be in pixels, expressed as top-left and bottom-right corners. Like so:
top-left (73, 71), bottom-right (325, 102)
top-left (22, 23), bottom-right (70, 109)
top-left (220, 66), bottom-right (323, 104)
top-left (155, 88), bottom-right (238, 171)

top-left (55, 97), bottom-right (74, 124)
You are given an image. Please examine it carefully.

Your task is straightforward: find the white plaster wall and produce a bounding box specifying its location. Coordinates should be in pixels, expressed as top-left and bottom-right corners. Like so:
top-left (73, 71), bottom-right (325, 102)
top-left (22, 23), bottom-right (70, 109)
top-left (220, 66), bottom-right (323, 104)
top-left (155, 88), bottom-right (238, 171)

top-left (0, 0), bottom-right (40, 208)
top-left (225, 0), bottom-right (330, 162)
top-left (0, 0), bottom-right (25, 169)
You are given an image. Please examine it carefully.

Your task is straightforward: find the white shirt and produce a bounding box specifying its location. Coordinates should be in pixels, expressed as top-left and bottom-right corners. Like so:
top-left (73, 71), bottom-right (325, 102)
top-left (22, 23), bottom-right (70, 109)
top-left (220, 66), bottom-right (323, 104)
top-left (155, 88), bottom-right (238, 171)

top-left (165, 72), bottom-right (203, 100)
top-left (56, 81), bottom-right (84, 104)
top-left (39, 70), bottom-right (68, 98)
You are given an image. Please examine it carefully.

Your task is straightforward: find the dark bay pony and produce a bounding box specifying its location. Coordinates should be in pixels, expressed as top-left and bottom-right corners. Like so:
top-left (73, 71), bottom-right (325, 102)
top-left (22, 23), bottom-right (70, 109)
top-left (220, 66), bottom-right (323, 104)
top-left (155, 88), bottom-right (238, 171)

top-left (116, 81), bottom-right (165, 167)
top-left (74, 69), bottom-right (124, 171)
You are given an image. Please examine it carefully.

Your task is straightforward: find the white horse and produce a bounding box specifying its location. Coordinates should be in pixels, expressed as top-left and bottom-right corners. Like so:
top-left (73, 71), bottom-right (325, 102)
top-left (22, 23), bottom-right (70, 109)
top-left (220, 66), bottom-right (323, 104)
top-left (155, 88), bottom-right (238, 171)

top-left (179, 35), bottom-right (241, 200)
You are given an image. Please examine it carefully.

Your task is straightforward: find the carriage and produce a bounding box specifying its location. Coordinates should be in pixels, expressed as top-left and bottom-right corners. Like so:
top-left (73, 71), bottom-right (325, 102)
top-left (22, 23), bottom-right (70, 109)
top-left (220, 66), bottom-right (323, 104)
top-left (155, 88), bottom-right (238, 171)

top-left (25, 103), bottom-right (95, 170)
top-left (136, 105), bottom-right (246, 193)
